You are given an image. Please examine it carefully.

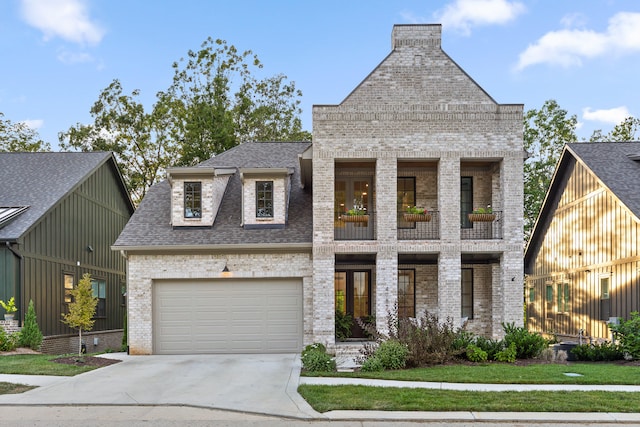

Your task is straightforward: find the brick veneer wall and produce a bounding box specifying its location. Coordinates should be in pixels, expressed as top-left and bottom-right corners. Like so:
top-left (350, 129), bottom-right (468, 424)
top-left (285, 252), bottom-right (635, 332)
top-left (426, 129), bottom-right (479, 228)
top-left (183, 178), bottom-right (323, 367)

top-left (311, 24), bottom-right (524, 345)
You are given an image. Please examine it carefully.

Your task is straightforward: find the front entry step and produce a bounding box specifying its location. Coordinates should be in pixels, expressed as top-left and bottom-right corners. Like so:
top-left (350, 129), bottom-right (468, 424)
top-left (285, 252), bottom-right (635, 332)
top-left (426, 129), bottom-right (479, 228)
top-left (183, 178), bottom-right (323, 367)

top-left (334, 341), bottom-right (372, 371)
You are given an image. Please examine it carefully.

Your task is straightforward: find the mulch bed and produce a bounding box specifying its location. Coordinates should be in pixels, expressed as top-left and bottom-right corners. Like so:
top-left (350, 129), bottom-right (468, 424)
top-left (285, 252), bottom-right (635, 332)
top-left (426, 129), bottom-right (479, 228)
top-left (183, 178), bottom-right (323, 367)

top-left (52, 356), bottom-right (122, 367)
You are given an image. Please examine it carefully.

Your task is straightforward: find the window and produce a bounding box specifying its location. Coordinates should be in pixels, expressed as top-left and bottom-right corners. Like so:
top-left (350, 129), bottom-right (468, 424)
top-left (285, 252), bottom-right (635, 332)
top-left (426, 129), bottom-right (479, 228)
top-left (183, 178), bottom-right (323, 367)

top-left (460, 177), bottom-right (473, 228)
top-left (545, 283), bottom-right (554, 317)
top-left (600, 276), bottom-right (611, 321)
top-left (64, 274), bottom-right (74, 303)
top-left (600, 277), bottom-right (610, 300)
top-left (461, 268), bottom-right (473, 319)
top-left (92, 279), bottom-right (106, 318)
top-left (528, 287), bottom-right (535, 303)
top-left (256, 181), bottom-right (273, 218)
top-left (557, 282), bottom-right (570, 313)
top-left (398, 269), bottom-right (415, 317)
top-left (184, 182), bottom-right (202, 218)
top-left (397, 177), bottom-right (416, 229)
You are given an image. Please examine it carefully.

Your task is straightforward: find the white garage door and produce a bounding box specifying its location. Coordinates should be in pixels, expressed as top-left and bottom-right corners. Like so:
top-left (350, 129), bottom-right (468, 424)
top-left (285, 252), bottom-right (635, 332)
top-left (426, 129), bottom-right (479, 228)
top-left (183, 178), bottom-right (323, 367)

top-left (153, 279), bottom-right (302, 354)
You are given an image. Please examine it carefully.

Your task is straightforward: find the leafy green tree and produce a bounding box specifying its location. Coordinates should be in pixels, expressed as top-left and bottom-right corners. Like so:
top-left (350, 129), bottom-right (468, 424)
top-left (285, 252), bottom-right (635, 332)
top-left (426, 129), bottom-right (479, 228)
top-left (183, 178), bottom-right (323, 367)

top-left (19, 300), bottom-right (43, 351)
top-left (523, 100), bottom-right (578, 241)
top-left (60, 80), bottom-right (178, 205)
top-left (61, 273), bottom-right (97, 356)
top-left (589, 116), bottom-right (640, 142)
top-left (0, 112), bottom-right (51, 152)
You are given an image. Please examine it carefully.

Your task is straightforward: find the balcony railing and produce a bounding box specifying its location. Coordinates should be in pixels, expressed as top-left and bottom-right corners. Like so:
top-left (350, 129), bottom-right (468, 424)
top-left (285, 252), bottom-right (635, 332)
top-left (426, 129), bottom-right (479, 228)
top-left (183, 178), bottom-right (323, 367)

top-left (461, 210), bottom-right (503, 240)
top-left (397, 211), bottom-right (440, 240)
top-left (335, 212), bottom-right (376, 240)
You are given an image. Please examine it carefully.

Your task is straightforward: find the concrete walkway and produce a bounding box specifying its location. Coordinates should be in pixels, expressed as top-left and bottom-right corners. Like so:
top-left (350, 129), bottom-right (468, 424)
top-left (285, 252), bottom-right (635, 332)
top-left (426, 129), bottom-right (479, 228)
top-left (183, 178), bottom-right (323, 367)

top-left (0, 352), bottom-right (639, 424)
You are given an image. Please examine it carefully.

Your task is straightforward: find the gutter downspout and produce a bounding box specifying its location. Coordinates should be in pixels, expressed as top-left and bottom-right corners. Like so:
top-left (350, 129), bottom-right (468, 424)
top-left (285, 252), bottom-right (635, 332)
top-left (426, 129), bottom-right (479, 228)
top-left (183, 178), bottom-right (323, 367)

top-left (4, 241), bottom-right (23, 325)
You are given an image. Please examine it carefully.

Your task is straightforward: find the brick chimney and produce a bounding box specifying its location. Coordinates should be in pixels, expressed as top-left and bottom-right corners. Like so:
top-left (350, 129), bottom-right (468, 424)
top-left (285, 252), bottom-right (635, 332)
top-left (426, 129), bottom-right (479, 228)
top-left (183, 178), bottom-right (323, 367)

top-left (391, 24), bottom-right (441, 49)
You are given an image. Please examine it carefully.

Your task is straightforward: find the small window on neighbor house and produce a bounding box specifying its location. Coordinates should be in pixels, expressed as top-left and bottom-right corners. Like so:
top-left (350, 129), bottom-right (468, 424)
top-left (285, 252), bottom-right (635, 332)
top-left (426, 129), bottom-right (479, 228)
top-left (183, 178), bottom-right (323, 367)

top-left (256, 181), bottom-right (274, 218)
top-left (600, 277), bottom-right (610, 299)
top-left (92, 279), bottom-right (106, 318)
top-left (529, 287), bottom-right (535, 303)
top-left (557, 282), bottom-right (570, 313)
top-left (461, 268), bottom-right (473, 319)
top-left (184, 182), bottom-right (202, 218)
top-left (398, 269), bottom-right (415, 318)
top-left (64, 274), bottom-right (74, 303)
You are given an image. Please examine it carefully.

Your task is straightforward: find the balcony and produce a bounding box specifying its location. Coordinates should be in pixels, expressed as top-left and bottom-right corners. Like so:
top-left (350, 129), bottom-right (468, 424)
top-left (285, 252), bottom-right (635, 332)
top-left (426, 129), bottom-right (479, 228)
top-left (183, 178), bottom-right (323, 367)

top-left (397, 210), bottom-right (440, 240)
top-left (461, 211), bottom-right (503, 240)
top-left (335, 212), bottom-right (376, 240)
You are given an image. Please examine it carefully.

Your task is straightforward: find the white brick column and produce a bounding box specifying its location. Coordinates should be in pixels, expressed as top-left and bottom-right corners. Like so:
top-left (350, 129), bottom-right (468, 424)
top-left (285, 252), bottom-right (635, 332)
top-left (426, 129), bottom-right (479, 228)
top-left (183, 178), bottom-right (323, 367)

top-left (438, 249), bottom-right (461, 324)
top-left (375, 250), bottom-right (398, 335)
top-left (438, 155), bottom-right (460, 242)
top-left (375, 156), bottom-right (397, 242)
top-left (312, 251), bottom-right (335, 348)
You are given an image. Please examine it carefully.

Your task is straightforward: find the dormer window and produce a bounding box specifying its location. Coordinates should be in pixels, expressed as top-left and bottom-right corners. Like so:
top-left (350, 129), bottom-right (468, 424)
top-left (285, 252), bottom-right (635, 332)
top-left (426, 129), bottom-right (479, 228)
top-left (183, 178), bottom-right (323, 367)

top-left (256, 181), bottom-right (274, 218)
top-left (184, 182), bottom-right (202, 218)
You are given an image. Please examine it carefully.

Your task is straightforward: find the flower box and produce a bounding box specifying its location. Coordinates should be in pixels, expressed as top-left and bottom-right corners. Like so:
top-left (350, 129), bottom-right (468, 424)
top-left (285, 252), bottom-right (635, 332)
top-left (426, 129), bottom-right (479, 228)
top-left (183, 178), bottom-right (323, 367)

top-left (341, 215), bottom-right (369, 223)
top-left (468, 213), bottom-right (496, 222)
top-left (403, 213), bottom-right (432, 222)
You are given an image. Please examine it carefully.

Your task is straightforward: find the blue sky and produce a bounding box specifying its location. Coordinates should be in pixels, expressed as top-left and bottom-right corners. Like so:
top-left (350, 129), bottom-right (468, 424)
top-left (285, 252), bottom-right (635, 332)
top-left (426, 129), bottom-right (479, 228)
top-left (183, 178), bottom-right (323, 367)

top-left (2, 0), bottom-right (640, 148)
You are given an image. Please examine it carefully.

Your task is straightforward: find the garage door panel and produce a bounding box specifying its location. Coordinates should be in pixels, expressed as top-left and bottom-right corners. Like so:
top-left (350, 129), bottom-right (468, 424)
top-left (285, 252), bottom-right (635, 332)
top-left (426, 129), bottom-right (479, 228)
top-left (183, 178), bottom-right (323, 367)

top-left (154, 279), bottom-right (302, 354)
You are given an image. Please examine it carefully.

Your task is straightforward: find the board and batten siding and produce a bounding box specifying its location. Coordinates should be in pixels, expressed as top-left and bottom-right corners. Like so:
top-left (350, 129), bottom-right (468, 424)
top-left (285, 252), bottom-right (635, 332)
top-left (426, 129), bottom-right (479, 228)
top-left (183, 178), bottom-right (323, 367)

top-left (527, 160), bottom-right (640, 341)
top-left (20, 160), bottom-right (131, 336)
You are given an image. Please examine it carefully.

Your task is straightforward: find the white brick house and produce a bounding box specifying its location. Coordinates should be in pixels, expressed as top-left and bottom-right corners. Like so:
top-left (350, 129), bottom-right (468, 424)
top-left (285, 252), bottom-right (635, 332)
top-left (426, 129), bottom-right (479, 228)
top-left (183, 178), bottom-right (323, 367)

top-left (113, 24), bottom-right (524, 355)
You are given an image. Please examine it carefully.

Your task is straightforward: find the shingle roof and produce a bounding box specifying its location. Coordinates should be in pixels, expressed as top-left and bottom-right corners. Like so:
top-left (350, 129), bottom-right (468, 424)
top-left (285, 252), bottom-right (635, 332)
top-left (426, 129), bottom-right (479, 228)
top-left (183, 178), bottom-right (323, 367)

top-left (0, 152), bottom-right (115, 241)
top-left (113, 142), bottom-right (313, 248)
top-left (567, 142), bottom-right (640, 218)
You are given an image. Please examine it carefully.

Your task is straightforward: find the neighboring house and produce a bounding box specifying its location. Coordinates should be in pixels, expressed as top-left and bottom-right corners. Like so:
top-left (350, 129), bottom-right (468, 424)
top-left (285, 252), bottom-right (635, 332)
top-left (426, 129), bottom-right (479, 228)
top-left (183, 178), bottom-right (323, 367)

top-left (525, 142), bottom-right (640, 342)
top-left (0, 152), bottom-right (134, 353)
top-left (114, 24), bottom-right (525, 355)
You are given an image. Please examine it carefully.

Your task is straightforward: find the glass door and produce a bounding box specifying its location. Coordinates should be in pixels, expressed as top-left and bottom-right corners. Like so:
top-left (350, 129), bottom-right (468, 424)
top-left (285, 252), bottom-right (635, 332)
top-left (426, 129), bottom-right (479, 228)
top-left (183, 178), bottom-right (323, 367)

top-left (335, 270), bottom-right (371, 338)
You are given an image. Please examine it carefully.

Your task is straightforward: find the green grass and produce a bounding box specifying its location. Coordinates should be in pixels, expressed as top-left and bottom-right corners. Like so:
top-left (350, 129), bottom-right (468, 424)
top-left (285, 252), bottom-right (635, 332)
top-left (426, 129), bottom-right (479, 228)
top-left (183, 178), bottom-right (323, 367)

top-left (0, 354), bottom-right (100, 376)
top-left (0, 382), bottom-right (35, 395)
top-left (298, 385), bottom-right (640, 413)
top-left (305, 362), bottom-right (640, 385)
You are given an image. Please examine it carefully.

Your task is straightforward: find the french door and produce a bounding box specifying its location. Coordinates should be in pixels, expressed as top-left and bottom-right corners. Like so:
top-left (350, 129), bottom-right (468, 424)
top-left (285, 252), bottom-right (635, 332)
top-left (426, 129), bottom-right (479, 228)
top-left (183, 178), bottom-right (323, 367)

top-left (335, 270), bottom-right (371, 338)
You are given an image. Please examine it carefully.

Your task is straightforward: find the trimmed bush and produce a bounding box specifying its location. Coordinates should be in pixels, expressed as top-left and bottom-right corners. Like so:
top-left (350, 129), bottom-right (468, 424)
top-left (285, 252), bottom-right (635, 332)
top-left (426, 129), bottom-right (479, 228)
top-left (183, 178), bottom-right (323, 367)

top-left (465, 344), bottom-right (488, 362)
top-left (0, 328), bottom-right (19, 352)
top-left (360, 355), bottom-right (385, 372)
top-left (19, 300), bottom-right (43, 351)
top-left (495, 342), bottom-right (517, 363)
top-left (301, 343), bottom-right (336, 372)
top-left (502, 322), bottom-right (548, 359)
top-left (474, 336), bottom-right (505, 361)
top-left (571, 342), bottom-right (623, 361)
top-left (375, 340), bottom-right (408, 370)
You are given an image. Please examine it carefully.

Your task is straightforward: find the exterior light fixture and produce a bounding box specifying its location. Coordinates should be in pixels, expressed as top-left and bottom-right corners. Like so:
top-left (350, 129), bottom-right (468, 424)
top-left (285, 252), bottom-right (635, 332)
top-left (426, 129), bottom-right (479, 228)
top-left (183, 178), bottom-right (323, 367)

top-left (221, 264), bottom-right (232, 278)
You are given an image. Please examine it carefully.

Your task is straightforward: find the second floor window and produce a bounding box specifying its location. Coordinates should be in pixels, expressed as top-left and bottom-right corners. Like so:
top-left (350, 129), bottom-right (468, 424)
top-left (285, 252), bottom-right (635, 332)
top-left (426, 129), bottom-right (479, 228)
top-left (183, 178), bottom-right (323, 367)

top-left (256, 181), bottom-right (273, 218)
top-left (184, 182), bottom-right (202, 218)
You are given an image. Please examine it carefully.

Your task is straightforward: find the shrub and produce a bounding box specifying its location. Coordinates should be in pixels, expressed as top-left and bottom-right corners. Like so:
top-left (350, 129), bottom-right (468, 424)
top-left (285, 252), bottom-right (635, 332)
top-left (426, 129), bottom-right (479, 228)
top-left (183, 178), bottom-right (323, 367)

top-left (609, 312), bottom-right (640, 360)
top-left (466, 344), bottom-right (488, 362)
top-left (335, 310), bottom-right (353, 341)
top-left (495, 342), bottom-right (517, 363)
top-left (502, 322), bottom-right (548, 359)
top-left (452, 330), bottom-right (475, 351)
top-left (571, 342), bottom-right (623, 362)
top-left (360, 355), bottom-right (385, 372)
top-left (0, 328), bottom-right (19, 352)
top-left (301, 343), bottom-right (336, 372)
top-left (375, 340), bottom-right (408, 370)
top-left (474, 336), bottom-right (505, 361)
top-left (19, 300), bottom-right (43, 351)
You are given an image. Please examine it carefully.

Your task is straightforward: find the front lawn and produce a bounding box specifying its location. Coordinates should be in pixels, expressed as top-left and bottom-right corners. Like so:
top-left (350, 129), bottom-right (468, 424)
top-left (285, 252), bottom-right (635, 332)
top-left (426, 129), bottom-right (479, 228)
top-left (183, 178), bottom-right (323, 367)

top-left (304, 361), bottom-right (640, 385)
top-left (298, 385), bottom-right (640, 413)
top-left (0, 354), bottom-right (108, 376)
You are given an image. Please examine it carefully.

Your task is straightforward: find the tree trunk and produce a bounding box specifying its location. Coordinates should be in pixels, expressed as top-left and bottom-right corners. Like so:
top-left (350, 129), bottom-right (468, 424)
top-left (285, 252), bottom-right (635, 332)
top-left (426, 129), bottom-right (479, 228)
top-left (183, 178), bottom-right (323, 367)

top-left (78, 328), bottom-right (83, 356)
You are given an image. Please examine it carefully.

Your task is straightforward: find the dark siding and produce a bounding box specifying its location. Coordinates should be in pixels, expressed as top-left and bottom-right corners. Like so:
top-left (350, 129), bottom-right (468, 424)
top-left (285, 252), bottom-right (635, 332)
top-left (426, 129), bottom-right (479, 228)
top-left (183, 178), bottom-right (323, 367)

top-left (0, 246), bottom-right (19, 309)
top-left (20, 160), bottom-right (131, 336)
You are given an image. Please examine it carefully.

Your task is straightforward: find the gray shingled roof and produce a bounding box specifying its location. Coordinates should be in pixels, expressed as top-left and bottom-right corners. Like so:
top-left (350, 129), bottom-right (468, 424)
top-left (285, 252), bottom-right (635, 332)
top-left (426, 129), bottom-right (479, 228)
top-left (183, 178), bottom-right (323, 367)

top-left (525, 142), bottom-right (640, 271)
top-left (567, 142), bottom-right (640, 218)
top-left (0, 152), bottom-right (115, 241)
top-left (113, 142), bottom-right (313, 248)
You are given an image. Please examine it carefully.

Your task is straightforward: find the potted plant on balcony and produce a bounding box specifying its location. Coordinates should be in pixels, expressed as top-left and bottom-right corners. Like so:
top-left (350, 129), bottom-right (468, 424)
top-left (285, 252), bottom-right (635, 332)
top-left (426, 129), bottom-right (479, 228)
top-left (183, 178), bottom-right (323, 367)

top-left (403, 206), bottom-right (432, 222)
top-left (0, 297), bottom-right (18, 321)
top-left (468, 205), bottom-right (495, 222)
top-left (340, 198), bottom-right (369, 222)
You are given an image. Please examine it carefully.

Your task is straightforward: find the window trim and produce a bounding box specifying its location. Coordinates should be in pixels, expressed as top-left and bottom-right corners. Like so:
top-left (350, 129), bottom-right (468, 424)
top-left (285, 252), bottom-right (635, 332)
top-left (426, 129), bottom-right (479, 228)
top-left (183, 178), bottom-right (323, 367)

top-left (256, 181), bottom-right (274, 218)
top-left (184, 181), bottom-right (202, 219)
top-left (398, 269), bottom-right (416, 318)
top-left (63, 273), bottom-right (74, 304)
top-left (91, 278), bottom-right (107, 319)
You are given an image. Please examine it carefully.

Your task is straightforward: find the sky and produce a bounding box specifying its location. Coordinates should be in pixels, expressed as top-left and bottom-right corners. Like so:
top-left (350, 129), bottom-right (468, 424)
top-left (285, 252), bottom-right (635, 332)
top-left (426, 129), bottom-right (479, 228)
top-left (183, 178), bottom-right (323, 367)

top-left (2, 0), bottom-right (640, 149)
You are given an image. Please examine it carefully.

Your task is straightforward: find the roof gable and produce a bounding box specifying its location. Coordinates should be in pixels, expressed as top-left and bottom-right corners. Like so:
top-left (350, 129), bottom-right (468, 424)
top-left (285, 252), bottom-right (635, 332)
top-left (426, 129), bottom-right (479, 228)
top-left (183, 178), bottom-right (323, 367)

top-left (0, 152), bottom-right (131, 241)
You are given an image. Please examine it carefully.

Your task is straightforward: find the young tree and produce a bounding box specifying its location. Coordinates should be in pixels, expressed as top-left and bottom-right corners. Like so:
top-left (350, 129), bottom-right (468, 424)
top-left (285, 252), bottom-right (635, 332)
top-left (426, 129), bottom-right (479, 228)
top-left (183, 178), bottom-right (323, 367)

top-left (590, 116), bottom-right (640, 142)
top-left (61, 273), bottom-right (97, 356)
top-left (0, 112), bottom-right (51, 152)
top-left (523, 100), bottom-right (578, 241)
top-left (19, 300), bottom-right (43, 351)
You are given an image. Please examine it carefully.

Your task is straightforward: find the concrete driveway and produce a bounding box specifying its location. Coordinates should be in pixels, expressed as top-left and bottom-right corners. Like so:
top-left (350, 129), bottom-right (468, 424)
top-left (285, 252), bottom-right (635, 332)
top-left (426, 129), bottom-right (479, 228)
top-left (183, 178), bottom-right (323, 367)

top-left (0, 353), bottom-right (319, 419)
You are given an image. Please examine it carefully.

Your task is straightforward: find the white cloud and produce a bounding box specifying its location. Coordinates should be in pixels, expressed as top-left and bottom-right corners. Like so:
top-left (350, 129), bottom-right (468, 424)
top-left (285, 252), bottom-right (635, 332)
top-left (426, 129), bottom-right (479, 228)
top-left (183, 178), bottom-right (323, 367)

top-left (20, 0), bottom-right (105, 46)
top-left (434, 0), bottom-right (526, 36)
top-left (516, 12), bottom-right (640, 71)
top-left (20, 119), bottom-right (44, 130)
top-left (582, 106), bottom-right (631, 125)
top-left (57, 49), bottom-right (94, 64)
